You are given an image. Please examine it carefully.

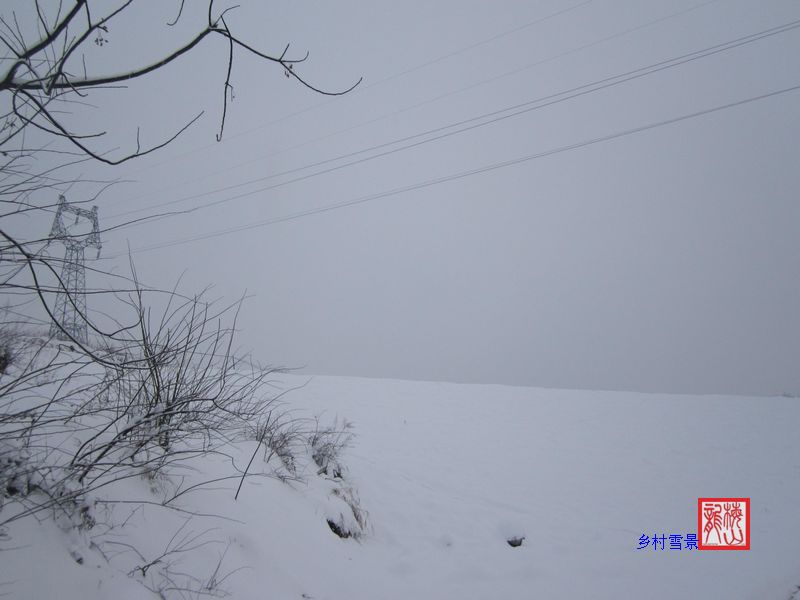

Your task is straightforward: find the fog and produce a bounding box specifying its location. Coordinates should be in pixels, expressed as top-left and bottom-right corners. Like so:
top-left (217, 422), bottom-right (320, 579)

top-left (18, 0), bottom-right (800, 395)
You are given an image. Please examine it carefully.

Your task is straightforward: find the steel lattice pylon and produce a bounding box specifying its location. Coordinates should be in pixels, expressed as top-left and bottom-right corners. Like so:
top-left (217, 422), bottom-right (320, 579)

top-left (48, 195), bottom-right (101, 344)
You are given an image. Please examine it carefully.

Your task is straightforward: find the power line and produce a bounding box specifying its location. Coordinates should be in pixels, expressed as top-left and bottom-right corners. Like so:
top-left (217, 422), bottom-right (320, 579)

top-left (106, 16), bottom-right (800, 228)
top-left (108, 0), bottom-right (722, 218)
top-left (111, 0), bottom-right (594, 184)
top-left (108, 82), bottom-right (800, 258)
top-left (343, 0), bottom-right (595, 91)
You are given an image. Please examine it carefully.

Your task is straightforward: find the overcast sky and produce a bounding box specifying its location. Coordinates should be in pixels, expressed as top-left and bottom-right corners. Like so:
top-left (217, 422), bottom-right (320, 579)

top-left (8, 0), bottom-right (800, 396)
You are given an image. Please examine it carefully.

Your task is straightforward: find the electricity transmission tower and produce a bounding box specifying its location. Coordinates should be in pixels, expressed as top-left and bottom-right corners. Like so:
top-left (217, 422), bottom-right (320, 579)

top-left (48, 195), bottom-right (101, 344)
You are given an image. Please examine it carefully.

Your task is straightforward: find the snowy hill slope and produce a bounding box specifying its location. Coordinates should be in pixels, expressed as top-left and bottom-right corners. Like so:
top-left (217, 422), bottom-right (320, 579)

top-left (2, 373), bottom-right (799, 599)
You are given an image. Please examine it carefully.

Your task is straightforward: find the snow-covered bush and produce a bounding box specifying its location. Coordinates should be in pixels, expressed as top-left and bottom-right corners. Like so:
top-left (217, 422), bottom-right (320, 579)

top-left (0, 285), bottom-right (366, 594)
top-left (327, 482), bottom-right (369, 540)
top-left (246, 407), bottom-right (305, 480)
top-left (309, 416), bottom-right (354, 479)
top-left (302, 416), bottom-right (367, 540)
top-left (0, 288), bottom-right (304, 596)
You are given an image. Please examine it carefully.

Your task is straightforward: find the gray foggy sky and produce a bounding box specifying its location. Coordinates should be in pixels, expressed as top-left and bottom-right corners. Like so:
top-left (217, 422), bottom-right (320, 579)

top-left (9, 0), bottom-right (800, 395)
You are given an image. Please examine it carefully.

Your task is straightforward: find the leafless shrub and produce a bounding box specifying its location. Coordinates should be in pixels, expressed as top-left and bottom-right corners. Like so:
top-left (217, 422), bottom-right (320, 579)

top-left (0, 281), bottom-right (300, 597)
top-left (0, 274), bottom-right (289, 529)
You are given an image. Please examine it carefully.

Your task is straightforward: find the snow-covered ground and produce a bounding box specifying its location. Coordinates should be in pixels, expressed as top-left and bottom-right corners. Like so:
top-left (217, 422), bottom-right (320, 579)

top-left (2, 374), bottom-right (799, 599)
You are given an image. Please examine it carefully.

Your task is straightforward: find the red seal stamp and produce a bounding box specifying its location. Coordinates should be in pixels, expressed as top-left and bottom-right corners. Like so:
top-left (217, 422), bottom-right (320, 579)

top-left (697, 498), bottom-right (750, 550)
